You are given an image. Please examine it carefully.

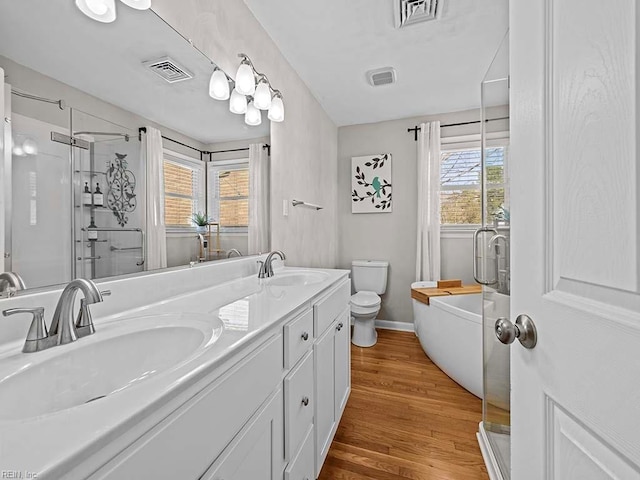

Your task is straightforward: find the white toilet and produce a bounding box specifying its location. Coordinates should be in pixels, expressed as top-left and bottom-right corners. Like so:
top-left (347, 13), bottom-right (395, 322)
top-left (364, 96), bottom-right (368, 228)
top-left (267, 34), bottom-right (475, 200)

top-left (350, 260), bottom-right (389, 347)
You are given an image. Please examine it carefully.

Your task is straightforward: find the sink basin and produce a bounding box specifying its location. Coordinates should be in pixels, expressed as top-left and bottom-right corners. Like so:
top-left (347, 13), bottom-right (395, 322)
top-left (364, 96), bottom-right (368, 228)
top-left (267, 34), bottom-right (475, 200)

top-left (268, 270), bottom-right (329, 287)
top-left (0, 313), bottom-right (223, 420)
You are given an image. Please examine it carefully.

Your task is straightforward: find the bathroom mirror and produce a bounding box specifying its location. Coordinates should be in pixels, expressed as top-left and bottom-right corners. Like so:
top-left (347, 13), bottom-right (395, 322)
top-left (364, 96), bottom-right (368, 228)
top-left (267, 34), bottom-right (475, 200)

top-left (0, 0), bottom-right (270, 294)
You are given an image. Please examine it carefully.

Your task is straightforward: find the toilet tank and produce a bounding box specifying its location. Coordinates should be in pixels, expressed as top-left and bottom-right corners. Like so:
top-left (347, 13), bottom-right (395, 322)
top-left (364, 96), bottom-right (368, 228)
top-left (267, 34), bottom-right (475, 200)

top-left (351, 260), bottom-right (389, 294)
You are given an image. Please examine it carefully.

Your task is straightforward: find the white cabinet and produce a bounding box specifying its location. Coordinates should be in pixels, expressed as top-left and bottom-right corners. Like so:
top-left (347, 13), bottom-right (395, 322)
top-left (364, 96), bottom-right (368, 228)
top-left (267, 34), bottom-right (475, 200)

top-left (201, 389), bottom-right (284, 480)
top-left (313, 295), bottom-right (351, 478)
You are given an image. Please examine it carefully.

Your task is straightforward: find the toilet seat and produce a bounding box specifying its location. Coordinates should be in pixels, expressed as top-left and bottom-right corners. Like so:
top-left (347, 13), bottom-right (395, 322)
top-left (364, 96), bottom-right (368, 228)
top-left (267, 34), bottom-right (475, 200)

top-left (350, 291), bottom-right (381, 308)
top-left (350, 291), bottom-right (381, 316)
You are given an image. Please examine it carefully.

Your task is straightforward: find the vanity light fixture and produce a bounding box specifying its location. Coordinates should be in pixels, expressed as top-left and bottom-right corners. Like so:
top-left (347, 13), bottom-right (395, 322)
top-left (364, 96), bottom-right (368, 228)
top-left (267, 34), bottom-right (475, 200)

top-left (253, 79), bottom-right (272, 110)
top-left (22, 138), bottom-right (38, 156)
top-left (75, 0), bottom-right (151, 23)
top-left (229, 89), bottom-right (248, 115)
top-left (119, 0), bottom-right (151, 9)
top-left (268, 93), bottom-right (285, 123)
top-left (235, 58), bottom-right (256, 96)
top-left (245, 101), bottom-right (262, 126)
top-left (209, 67), bottom-right (230, 101)
top-left (75, 0), bottom-right (117, 23)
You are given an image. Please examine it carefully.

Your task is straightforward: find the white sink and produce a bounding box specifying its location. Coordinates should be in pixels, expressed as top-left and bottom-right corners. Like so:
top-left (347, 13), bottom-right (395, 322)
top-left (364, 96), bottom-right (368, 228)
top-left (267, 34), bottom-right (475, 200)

top-left (268, 270), bottom-right (329, 287)
top-left (0, 313), bottom-right (223, 420)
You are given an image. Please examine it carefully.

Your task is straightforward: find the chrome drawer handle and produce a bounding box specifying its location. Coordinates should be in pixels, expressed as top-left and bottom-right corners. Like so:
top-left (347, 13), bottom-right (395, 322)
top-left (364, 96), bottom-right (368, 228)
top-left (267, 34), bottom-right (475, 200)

top-left (336, 322), bottom-right (344, 331)
top-left (301, 331), bottom-right (309, 341)
top-left (301, 396), bottom-right (309, 407)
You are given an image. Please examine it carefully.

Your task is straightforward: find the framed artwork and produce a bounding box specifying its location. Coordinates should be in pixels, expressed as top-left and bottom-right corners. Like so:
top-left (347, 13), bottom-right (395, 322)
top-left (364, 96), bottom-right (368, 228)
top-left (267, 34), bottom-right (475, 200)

top-left (351, 154), bottom-right (392, 213)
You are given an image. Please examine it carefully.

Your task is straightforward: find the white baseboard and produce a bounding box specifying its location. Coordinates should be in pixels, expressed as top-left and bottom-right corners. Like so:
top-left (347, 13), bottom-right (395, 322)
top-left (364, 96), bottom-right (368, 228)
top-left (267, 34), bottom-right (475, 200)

top-left (374, 320), bottom-right (415, 332)
top-left (477, 422), bottom-right (506, 480)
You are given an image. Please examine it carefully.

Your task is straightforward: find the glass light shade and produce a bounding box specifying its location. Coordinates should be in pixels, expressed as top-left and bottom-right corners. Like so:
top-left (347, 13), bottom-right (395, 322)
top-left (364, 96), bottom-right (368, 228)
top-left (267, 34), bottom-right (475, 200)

top-left (268, 96), bottom-right (285, 122)
top-left (253, 81), bottom-right (272, 110)
top-left (209, 69), bottom-right (230, 100)
top-left (119, 0), bottom-right (151, 9)
top-left (22, 138), bottom-right (38, 156)
top-left (245, 102), bottom-right (262, 126)
top-left (229, 89), bottom-right (248, 115)
top-left (235, 63), bottom-right (256, 96)
top-left (12, 144), bottom-right (26, 157)
top-left (75, 0), bottom-right (117, 23)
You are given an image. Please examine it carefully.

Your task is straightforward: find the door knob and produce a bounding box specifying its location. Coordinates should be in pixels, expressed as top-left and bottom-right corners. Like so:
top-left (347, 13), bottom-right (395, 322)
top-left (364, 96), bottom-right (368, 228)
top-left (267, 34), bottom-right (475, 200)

top-left (495, 314), bottom-right (537, 349)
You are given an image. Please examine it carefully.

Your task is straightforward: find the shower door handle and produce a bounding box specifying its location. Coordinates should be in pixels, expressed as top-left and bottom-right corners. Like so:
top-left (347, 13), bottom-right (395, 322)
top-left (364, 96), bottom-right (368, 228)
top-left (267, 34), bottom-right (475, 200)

top-left (473, 227), bottom-right (498, 285)
top-left (495, 315), bottom-right (537, 349)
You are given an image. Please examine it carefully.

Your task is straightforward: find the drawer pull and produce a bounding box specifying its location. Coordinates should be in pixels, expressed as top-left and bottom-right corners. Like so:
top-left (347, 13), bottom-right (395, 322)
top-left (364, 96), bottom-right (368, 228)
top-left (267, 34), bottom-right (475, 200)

top-left (336, 322), bottom-right (344, 331)
top-left (301, 396), bottom-right (310, 407)
top-left (301, 331), bottom-right (309, 341)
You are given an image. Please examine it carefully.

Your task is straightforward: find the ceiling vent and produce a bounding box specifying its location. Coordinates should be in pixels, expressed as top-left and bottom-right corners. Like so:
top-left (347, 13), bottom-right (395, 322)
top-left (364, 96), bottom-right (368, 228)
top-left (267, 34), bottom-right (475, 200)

top-left (143, 56), bottom-right (193, 83)
top-left (367, 67), bottom-right (397, 87)
top-left (395, 0), bottom-right (442, 28)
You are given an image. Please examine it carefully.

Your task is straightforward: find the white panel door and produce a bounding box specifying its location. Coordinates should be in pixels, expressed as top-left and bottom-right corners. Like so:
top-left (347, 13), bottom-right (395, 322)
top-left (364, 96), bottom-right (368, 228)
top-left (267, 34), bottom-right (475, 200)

top-left (511, 0), bottom-right (640, 478)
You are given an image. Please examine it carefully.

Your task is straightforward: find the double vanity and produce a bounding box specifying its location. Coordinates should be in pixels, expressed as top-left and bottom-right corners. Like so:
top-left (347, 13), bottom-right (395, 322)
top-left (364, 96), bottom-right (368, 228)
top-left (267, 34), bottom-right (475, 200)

top-left (0, 255), bottom-right (351, 479)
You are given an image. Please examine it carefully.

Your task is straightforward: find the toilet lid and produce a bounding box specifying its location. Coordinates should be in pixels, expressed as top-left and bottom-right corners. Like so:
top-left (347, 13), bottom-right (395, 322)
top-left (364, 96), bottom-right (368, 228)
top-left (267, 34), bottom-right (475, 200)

top-left (350, 291), bottom-right (381, 308)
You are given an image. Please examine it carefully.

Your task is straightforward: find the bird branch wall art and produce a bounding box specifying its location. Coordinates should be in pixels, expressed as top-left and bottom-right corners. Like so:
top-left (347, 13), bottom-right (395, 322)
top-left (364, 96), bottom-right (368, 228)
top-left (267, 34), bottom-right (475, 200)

top-left (106, 153), bottom-right (137, 227)
top-left (351, 154), bottom-right (392, 213)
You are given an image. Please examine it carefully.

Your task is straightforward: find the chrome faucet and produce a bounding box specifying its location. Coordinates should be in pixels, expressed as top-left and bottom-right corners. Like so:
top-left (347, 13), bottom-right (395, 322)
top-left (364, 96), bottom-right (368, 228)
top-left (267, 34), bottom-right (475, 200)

top-left (488, 234), bottom-right (510, 295)
top-left (197, 234), bottom-right (207, 262)
top-left (227, 249), bottom-right (243, 258)
top-left (258, 251), bottom-right (286, 279)
top-left (3, 279), bottom-right (107, 353)
top-left (0, 272), bottom-right (27, 298)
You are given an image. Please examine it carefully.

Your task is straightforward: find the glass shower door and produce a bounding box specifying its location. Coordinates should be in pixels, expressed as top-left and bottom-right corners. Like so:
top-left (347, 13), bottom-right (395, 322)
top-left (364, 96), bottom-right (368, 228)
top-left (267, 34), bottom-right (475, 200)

top-left (478, 31), bottom-right (511, 480)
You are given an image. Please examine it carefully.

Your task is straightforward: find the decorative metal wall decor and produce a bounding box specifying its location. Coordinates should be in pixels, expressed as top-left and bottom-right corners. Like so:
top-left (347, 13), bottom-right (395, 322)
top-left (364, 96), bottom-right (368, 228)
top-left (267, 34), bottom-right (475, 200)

top-left (351, 154), bottom-right (392, 213)
top-left (106, 153), bottom-right (137, 226)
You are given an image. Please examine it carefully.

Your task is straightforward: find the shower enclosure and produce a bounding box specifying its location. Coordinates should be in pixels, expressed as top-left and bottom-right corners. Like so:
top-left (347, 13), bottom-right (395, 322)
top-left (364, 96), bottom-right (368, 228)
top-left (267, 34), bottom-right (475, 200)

top-left (1, 80), bottom-right (145, 289)
top-left (475, 32), bottom-right (511, 480)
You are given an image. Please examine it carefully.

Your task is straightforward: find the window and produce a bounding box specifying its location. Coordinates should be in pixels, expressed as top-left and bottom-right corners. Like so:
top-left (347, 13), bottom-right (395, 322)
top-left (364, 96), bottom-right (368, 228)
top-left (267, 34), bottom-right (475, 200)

top-left (208, 160), bottom-right (249, 232)
top-left (440, 145), bottom-right (507, 225)
top-left (163, 150), bottom-right (205, 228)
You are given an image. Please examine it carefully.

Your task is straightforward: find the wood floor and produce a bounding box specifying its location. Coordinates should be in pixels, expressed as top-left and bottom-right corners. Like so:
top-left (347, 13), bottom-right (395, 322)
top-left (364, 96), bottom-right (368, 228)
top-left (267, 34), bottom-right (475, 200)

top-left (318, 329), bottom-right (489, 480)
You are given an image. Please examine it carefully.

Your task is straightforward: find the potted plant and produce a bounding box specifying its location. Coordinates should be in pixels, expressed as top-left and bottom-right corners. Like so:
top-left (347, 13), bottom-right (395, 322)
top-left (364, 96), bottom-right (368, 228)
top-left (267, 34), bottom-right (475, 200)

top-left (192, 212), bottom-right (210, 234)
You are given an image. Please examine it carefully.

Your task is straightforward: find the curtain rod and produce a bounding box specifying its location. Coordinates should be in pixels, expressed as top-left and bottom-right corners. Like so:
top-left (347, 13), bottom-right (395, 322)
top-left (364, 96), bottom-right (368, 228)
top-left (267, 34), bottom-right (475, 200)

top-left (407, 117), bottom-right (509, 141)
top-left (12, 88), bottom-right (65, 110)
top-left (139, 127), bottom-right (271, 156)
top-left (210, 144), bottom-right (271, 155)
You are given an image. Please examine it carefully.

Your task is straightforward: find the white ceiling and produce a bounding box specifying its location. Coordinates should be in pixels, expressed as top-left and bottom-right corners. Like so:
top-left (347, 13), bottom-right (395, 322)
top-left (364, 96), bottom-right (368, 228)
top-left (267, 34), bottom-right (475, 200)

top-left (0, 0), bottom-right (269, 144)
top-left (243, 0), bottom-right (509, 126)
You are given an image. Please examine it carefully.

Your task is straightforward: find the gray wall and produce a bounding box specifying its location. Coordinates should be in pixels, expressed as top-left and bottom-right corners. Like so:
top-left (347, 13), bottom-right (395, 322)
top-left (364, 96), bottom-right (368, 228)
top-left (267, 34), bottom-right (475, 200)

top-left (338, 107), bottom-right (508, 325)
top-left (153, 0), bottom-right (339, 268)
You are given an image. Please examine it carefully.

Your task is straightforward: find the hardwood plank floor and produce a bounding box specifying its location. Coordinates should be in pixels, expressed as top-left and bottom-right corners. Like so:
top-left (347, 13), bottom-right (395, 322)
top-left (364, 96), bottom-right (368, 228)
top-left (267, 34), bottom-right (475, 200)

top-left (319, 329), bottom-right (489, 480)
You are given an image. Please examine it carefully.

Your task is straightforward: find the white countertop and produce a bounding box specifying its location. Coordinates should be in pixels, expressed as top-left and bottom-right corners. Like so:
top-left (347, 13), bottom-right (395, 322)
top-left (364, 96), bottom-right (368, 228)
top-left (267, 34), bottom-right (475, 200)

top-left (0, 266), bottom-right (349, 478)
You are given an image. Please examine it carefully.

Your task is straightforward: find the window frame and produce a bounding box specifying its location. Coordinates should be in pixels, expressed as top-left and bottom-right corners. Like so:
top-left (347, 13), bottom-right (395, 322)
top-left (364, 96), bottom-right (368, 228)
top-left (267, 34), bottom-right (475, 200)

top-left (439, 133), bottom-right (509, 231)
top-left (163, 148), bottom-right (206, 233)
top-left (207, 158), bottom-right (250, 234)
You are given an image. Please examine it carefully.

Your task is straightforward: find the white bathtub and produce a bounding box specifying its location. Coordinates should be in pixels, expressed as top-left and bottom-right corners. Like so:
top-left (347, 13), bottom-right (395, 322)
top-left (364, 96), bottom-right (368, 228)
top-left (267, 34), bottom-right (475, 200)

top-left (412, 285), bottom-right (483, 398)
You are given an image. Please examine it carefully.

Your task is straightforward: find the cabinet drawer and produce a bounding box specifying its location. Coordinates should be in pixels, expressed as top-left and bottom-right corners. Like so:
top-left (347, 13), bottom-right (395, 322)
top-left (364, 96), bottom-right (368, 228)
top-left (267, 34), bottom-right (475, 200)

top-left (285, 426), bottom-right (314, 480)
top-left (92, 334), bottom-right (283, 480)
top-left (314, 278), bottom-right (350, 336)
top-left (284, 309), bottom-right (313, 369)
top-left (284, 351), bottom-right (314, 460)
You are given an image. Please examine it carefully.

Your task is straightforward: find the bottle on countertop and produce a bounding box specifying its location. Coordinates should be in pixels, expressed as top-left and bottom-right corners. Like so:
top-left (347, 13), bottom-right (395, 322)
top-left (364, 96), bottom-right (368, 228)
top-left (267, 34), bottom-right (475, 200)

top-left (83, 182), bottom-right (92, 206)
top-left (87, 219), bottom-right (98, 241)
top-left (93, 183), bottom-right (104, 207)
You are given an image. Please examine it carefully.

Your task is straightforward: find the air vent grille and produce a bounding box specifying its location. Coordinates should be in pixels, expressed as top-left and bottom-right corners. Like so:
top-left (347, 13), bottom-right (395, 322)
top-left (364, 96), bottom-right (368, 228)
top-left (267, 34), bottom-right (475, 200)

top-left (396, 0), bottom-right (442, 28)
top-left (143, 57), bottom-right (193, 83)
top-left (367, 67), bottom-right (397, 87)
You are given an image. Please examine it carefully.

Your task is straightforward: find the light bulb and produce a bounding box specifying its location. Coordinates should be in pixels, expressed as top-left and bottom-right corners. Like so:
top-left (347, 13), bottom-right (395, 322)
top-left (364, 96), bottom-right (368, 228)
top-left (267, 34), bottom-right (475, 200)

top-left (12, 145), bottom-right (26, 157)
top-left (235, 63), bottom-right (256, 96)
top-left (22, 138), bottom-right (38, 156)
top-left (209, 69), bottom-right (230, 101)
top-left (229, 89), bottom-right (247, 115)
top-left (254, 81), bottom-right (272, 110)
top-left (119, 0), bottom-right (151, 9)
top-left (75, 0), bottom-right (116, 22)
top-left (268, 95), bottom-right (285, 122)
top-left (245, 102), bottom-right (262, 126)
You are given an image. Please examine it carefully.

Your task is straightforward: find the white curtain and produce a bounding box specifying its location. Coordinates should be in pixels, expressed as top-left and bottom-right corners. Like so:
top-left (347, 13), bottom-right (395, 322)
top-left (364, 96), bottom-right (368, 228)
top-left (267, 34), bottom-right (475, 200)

top-left (248, 143), bottom-right (270, 254)
top-left (142, 126), bottom-right (167, 270)
top-left (416, 121), bottom-right (441, 281)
